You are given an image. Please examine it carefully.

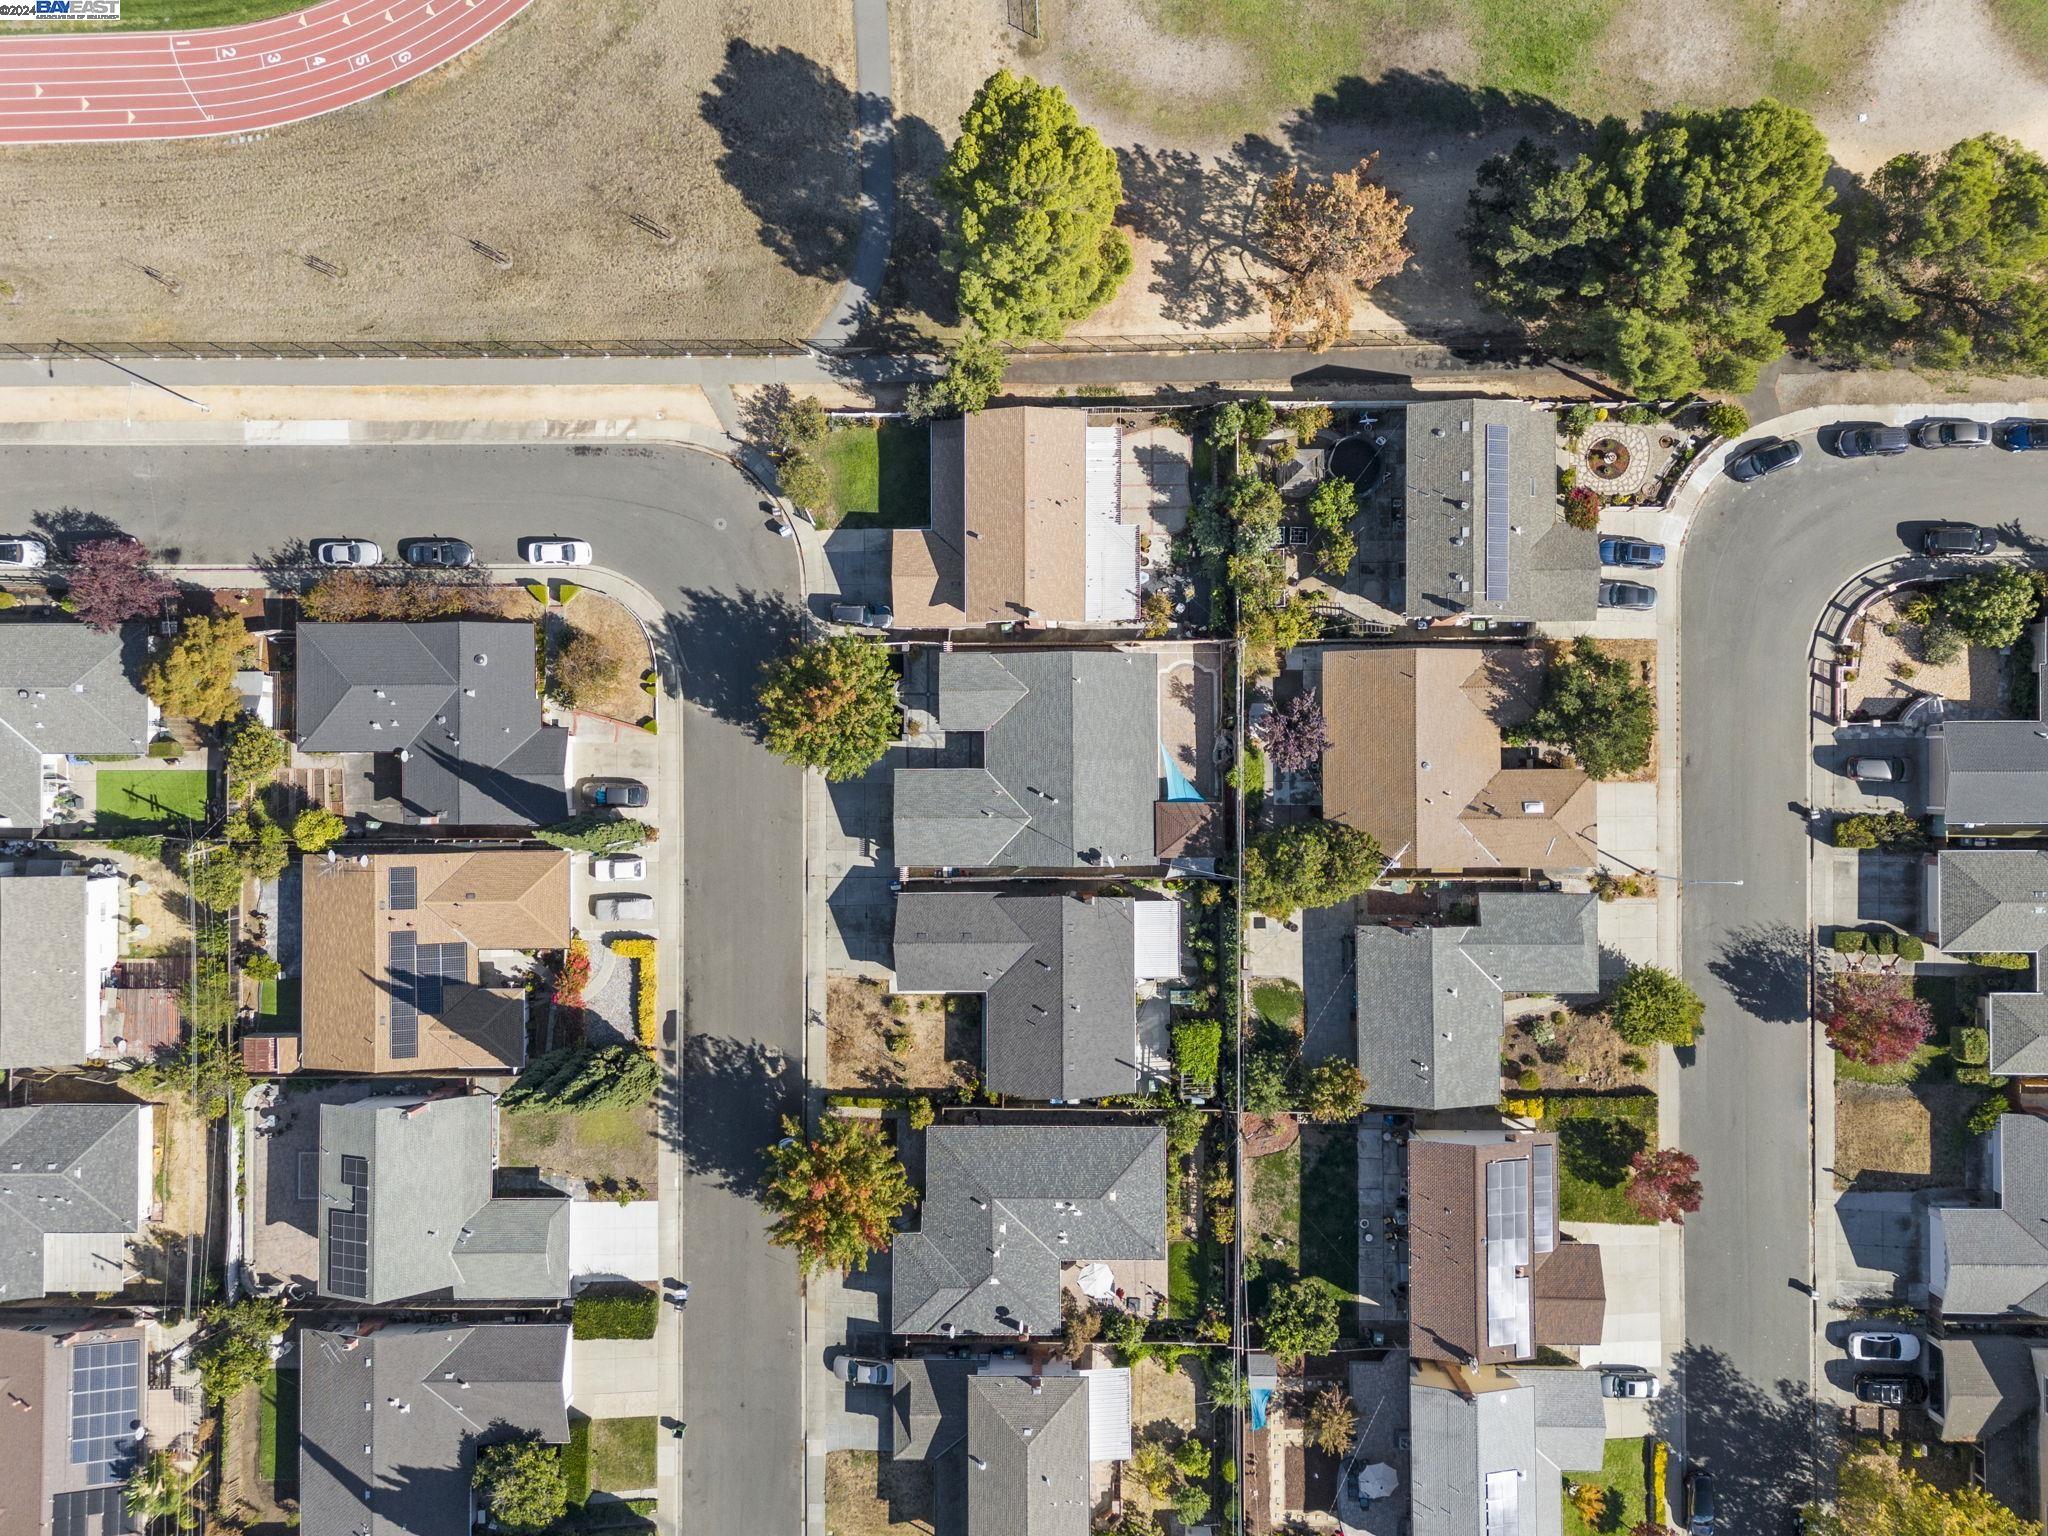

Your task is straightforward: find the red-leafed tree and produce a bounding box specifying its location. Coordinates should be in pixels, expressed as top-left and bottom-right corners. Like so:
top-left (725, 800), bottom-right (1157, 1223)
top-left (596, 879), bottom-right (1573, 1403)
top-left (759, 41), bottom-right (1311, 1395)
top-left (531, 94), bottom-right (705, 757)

top-left (65, 538), bottom-right (176, 633)
top-left (1823, 972), bottom-right (1933, 1067)
top-left (1626, 1147), bottom-right (1704, 1224)
top-left (1256, 689), bottom-right (1330, 775)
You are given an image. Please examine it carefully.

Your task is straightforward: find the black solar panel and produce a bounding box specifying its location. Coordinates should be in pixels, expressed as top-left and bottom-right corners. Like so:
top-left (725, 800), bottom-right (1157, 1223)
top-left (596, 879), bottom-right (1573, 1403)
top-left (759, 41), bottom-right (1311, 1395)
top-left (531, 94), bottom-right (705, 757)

top-left (68, 1339), bottom-right (141, 1482)
top-left (326, 1153), bottom-right (370, 1298)
top-left (414, 941), bottom-right (467, 1015)
top-left (389, 931), bottom-right (418, 1059)
top-left (51, 1486), bottom-right (127, 1536)
top-left (387, 865), bottom-right (418, 911)
top-left (1484, 421), bottom-right (1511, 604)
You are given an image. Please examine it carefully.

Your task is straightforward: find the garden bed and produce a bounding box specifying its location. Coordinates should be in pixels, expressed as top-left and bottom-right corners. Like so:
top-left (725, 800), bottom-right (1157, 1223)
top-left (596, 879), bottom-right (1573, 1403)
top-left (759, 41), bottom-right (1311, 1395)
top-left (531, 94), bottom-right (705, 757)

top-left (825, 976), bottom-right (977, 1093)
top-left (1844, 593), bottom-right (2004, 720)
top-left (550, 593), bottom-right (658, 725)
top-left (1502, 1004), bottom-right (1655, 1095)
top-left (1538, 1095), bottom-right (1660, 1224)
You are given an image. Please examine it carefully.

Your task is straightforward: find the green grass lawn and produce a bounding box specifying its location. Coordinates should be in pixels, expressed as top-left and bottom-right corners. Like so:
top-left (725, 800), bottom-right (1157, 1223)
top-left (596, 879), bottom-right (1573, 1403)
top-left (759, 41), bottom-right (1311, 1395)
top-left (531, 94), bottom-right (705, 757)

top-left (1540, 1095), bottom-right (1660, 1224)
top-left (1167, 1240), bottom-right (1201, 1317)
top-left (257, 977), bottom-right (300, 1029)
top-left (2, 0), bottom-right (304, 30)
top-left (94, 769), bottom-right (209, 834)
top-left (1561, 1436), bottom-right (1650, 1536)
top-left (590, 1417), bottom-right (659, 1494)
top-left (1834, 972), bottom-right (1978, 1085)
top-left (1299, 1124), bottom-right (1357, 1295)
top-left (258, 1366), bottom-right (299, 1496)
top-left (815, 421), bottom-right (931, 531)
top-left (1250, 979), bottom-right (1304, 1032)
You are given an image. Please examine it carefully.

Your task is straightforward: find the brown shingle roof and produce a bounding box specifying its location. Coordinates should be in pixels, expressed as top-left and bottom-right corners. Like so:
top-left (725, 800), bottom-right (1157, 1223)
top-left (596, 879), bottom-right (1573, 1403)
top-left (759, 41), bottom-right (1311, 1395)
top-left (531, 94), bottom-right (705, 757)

top-left (1321, 645), bottom-right (1594, 873)
top-left (300, 849), bottom-right (568, 1074)
top-left (0, 1327), bottom-right (46, 1536)
top-left (1532, 1241), bottom-right (1607, 1346)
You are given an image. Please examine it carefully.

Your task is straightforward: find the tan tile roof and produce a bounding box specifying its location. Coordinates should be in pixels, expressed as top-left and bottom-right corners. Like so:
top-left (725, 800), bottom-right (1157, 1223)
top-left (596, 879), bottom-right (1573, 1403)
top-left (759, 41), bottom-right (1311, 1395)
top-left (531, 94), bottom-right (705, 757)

top-left (300, 849), bottom-right (568, 1074)
top-left (1321, 645), bottom-right (1593, 872)
top-left (890, 408), bottom-right (1088, 628)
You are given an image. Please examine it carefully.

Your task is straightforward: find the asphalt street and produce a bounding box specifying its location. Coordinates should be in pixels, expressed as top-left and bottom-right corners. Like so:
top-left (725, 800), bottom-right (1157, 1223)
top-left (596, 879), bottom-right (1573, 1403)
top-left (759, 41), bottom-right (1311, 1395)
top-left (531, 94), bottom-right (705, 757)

top-left (0, 443), bottom-right (805, 1536)
top-left (1678, 428), bottom-right (2048, 1528)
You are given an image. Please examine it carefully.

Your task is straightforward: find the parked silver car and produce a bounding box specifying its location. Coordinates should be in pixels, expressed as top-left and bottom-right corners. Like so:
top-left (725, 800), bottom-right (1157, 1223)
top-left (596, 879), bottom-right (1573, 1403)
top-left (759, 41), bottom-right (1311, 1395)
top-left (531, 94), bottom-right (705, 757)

top-left (1915, 418), bottom-right (1992, 449)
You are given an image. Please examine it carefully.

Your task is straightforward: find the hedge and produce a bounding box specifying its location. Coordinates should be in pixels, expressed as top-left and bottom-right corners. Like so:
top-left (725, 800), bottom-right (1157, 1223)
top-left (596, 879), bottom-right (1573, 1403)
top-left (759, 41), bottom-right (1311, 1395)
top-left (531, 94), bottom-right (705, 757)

top-left (1956, 1026), bottom-right (1991, 1067)
top-left (606, 938), bottom-right (658, 1047)
top-left (1956, 1065), bottom-right (2010, 1087)
top-left (1832, 930), bottom-right (1866, 954)
top-left (1897, 935), bottom-right (1925, 963)
top-left (564, 1414), bottom-right (593, 1501)
top-left (573, 1287), bottom-right (659, 1341)
top-left (524, 581), bottom-right (549, 605)
top-left (1974, 953), bottom-right (2033, 971)
top-left (1871, 929), bottom-right (1897, 956)
top-left (146, 740), bottom-right (182, 759)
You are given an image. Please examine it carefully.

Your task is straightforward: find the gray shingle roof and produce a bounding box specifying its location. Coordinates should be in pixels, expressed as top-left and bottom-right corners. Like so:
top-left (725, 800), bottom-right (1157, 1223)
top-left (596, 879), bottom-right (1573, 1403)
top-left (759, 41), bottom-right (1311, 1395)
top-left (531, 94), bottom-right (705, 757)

top-left (0, 625), bottom-right (153, 829)
top-left (890, 1123), bottom-right (1166, 1338)
top-left (893, 890), bottom-right (1142, 1101)
top-left (1987, 992), bottom-right (2048, 1076)
top-left (1355, 892), bottom-right (1598, 1111)
top-left (966, 1374), bottom-right (1091, 1536)
top-left (1936, 1114), bottom-right (2048, 1318)
top-left (317, 1095), bottom-right (567, 1304)
top-left (895, 649), bottom-right (1160, 872)
top-left (1929, 630), bottom-right (2048, 827)
top-left (298, 1323), bottom-right (569, 1536)
top-left (1410, 1367), bottom-right (1607, 1536)
top-left (1402, 400), bottom-right (1594, 623)
top-left (1937, 850), bottom-right (2048, 954)
top-left (0, 1104), bottom-right (144, 1302)
top-left (295, 622), bottom-right (568, 826)
top-left (888, 1357), bottom-right (974, 1461)
top-left (0, 874), bottom-right (101, 1069)
top-left (1935, 1334), bottom-right (2040, 1443)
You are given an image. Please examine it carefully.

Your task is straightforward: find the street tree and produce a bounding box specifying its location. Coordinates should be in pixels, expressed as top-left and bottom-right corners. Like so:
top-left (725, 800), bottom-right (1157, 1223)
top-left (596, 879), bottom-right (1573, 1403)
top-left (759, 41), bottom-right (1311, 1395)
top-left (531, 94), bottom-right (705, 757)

top-left (757, 634), bottom-right (900, 781)
top-left (1516, 637), bottom-right (1655, 780)
top-left (777, 453), bottom-right (832, 516)
top-left (143, 615), bottom-right (249, 725)
top-left (472, 1437), bottom-right (569, 1535)
top-left (769, 394), bottom-right (829, 458)
top-left (938, 70), bottom-right (1132, 342)
top-left (932, 329), bottom-right (1008, 415)
top-left (1462, 100), bottom-right (1836, 394)
top-left (64, 538), bottom-right (177, 632)
top-left (1626, 1147), bottom-right (1704, 1223)
top-left (1938, 564), bottom-right (2038, 649)
top-left (1261, 1276), bottom-right (1341, 1367)
top-left (1807, 1454), bottom-right (2036, 1536)
top-left (1609, 964), bottom-right (1704, 1048)
top-left (1817, 134), bottom-right (2048, 374)
top-left (1258, 157), bottom-right (1412, 351)
top-left (1254, 688), bottom-right (1329, 774)
top-left (1301, 1059), bottom-right (1369, 1123)
top-left (1823, 972), bottom-right (1933, 1067)
top-left (763, 1113), bottom-right (914, 1276)
top-left (1244, 820), bottom-right (1384, 918)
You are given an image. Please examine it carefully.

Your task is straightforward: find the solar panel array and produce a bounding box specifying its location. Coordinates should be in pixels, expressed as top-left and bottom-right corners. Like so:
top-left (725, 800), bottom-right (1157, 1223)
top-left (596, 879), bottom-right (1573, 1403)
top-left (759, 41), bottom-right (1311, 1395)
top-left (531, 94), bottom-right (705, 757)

top-left (389, 931), bottom-right (418, 1059)
top-left (1484, 1156), bottom-right (1532, 1355)
top-left (387, 864), bottom-right (418, 911)
top-left (327, 1153), bottom-right (370, 1298)
top-left (1483, 422), bottom-right (1511, 604)
top-left (1483, 1469), bottom-right (1524, 1536)
top-left (1531, 1141), bottom-right (1557, 1255)
top-left (51, 1487), bottom-right (127, 1536)
top-left (68, 1339), bottom-right (141, 1482)
top-left (416, 941), bottom-right (467, 1016)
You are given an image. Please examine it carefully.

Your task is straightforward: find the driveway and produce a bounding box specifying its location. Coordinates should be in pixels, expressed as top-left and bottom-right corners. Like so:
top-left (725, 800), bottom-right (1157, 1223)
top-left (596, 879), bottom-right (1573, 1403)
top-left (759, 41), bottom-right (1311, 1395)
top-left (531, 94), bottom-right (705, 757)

top-left (1678, 424), bottom-right (2048, 1529)
top-left (0, 442), bottom-right (805, 1536)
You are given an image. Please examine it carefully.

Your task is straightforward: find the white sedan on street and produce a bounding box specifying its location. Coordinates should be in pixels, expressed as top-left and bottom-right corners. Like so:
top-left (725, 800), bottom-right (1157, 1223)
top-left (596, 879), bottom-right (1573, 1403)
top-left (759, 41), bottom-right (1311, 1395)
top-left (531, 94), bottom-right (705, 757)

top-left (1848, 1330), bottom-right (1921, 1363)
top-left (522, 538), bottom-right (592, 567)
top-left (0, 537), bottom-right (49, 569)
top-left (315, 539), bottom-right (382, 567)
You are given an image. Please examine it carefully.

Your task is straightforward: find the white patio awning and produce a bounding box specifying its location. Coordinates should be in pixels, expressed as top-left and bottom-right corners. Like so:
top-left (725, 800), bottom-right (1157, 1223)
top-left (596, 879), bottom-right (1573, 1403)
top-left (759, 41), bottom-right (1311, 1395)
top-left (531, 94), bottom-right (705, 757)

top-left (1132, 900), bottom-right (1182, 982)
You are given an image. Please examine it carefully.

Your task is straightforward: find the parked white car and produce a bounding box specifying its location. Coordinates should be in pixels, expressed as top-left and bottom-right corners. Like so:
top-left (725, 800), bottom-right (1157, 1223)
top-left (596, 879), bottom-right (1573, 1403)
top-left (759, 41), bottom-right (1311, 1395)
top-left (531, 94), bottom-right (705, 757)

top-left (1847, 1330), bottom-right (1921, 1363)
top-left (592, 893), bottom-right (655, 921)
top-left (1599, 1369), bottom-right (1662, 1400)
top-left (522, 537), bottom-right (592, 567)
top-left (0, 537), bottom-right (49, 569)
top-left (591, 854), bottom-right (646, 882)
top-left (315, 539), bottom-right (382, 567)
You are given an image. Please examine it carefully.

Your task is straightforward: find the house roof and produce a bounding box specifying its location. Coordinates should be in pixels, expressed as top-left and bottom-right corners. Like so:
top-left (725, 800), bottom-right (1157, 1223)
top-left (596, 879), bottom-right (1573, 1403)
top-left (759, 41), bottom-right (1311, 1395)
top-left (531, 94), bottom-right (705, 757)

top-left (295, 622), bottom-right (568, 826)
top-left (1410, 1364), bottom-right (1608, 1536)
top-left (1937, 1334), bottom-right (2041, 1443)
top-left (890, 1123), bottom-right (1166, 1338)
top-left (0, 1320), bottom-right (150, 1536)
top-left (891, 409), bottom-right (1091, 629)
top-left (1354, 893), bottom-right (1599, 1111)
top-left (316, 1095), bottom-right (568, 1304)
top-left (0, 874), bottom-right (101, 1069)
top-left (1320, 646), bottom-right (1595, 873)
top-left (299, 1323), bottom-right (569, 1536)
top-left (0, 1106), bottom-right (145, 1303)
top-left (1987, 992), bottom-right (2048, 1077)
top-left (0, 625), bottom-right (153, 830)
top-left (1937, 1114), bottom-right (2048, 1319)
top-left (888, 1357), bottom-right (975, 1462)
top-left (893, 890), bottom-right (1142, 1102)
top-left (895, 649), bottom-right (1161, 872)
top-left (1408, 1130), bottom-right (1603, 1366)
top-left (1929, 631), bottom-right (2048, 827)
top-left (299, 848), bottom-right (568, 1074)
top-left (1936, 850), bottom-right (2048, 955)
top-left (1401, 399), bottom-right (1595, 622)
top-left (966, 1374), bottom-right (1091, 1536)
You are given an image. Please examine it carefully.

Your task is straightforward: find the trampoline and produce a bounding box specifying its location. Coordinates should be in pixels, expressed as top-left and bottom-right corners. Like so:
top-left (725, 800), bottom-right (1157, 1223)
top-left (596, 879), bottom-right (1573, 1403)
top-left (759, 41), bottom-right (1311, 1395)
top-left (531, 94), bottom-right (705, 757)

top-left (1327, 434), bottom-right (1386, 491)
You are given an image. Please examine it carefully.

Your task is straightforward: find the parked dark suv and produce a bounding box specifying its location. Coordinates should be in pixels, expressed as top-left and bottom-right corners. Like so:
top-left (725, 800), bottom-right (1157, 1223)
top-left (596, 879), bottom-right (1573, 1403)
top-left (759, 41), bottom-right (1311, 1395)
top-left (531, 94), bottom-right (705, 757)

top-left (1921, 523), bottom-right (1997, 556)
top-left (1855, 1374), bottom-right (1927, 1406)
top-left (1837, 424), bottom-right (1911, 458)
top-left (1685, 1467), bottom-right (1716, 1535)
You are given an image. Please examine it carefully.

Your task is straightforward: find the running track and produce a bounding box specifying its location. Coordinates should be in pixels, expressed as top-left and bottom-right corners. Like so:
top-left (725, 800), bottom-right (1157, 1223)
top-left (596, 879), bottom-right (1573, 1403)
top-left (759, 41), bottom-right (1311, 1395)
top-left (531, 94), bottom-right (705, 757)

top-left (0, 0), bottom-right (531, 143)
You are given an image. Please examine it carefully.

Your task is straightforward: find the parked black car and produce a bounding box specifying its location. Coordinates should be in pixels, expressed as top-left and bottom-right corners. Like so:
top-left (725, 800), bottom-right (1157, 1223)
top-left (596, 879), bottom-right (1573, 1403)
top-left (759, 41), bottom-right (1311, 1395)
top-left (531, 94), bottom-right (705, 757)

top-left (1728, 437), bottom-right (1802, 482)
top-left (1685, 1467), bottom-right (1716, 1535)
top-left (1837, 424), bottom-right (1911, 458)
top-left (1854, 1374), bottom-right (1927, 1405)
top-left (1921, 523), bottom-right (1996, 556)
top-left (1598, 580), bottom-right (1657, 611)
top-left (581, 778), bottom-right (650, 810)
top-left (399, 538), bottom-right (475, 568)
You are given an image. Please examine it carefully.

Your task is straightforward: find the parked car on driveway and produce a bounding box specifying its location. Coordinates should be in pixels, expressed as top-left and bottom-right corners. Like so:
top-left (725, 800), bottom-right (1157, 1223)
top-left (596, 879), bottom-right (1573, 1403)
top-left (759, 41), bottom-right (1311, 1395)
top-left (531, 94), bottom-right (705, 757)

top-left (1836, 424), bottom-right (1911, 459)
top-left (592, 893), bottom-right (655, 922)
top-left (1684, 1467), bottom-right (1716, 1535)
top-left (582, 778), bottom-right (649, 810)
top-left (1599, 1369), bottom-right (1662, 1399)
top-left (1599, 537), bottom-right (1666, 569)
top-left (1995, 419), bottom-right (2048, 451)
top-left (1921, 522), bottom-right (1996, 556)
top-left (1855, 1374), bottom-right (1926, 1405)
top-left (591, 854), bottom-right (646, 882)
top-left (315, 539), bottom-right (382, 567)
top-left (1848, 1330), bottom-right (1922, 1363)
top-left (1598, 580), bottom-right (1657, 610)
top-left (830, 602), bottom-right (894, 629)
top-left (1727, 437), bottom-right (1801, 482)
top-left (1845, 756), bottom-right (1908, 784)
top-left (522, 537), bottom-right (592, 567)
top-left (833, 1357), bottom-right (894, 1387)
top-left (1916, 418), bottom-right (1992, 450)
top-left (399, 538), bottom-right (474, 568)
top-left (0, 537), bottom-right (48, 570)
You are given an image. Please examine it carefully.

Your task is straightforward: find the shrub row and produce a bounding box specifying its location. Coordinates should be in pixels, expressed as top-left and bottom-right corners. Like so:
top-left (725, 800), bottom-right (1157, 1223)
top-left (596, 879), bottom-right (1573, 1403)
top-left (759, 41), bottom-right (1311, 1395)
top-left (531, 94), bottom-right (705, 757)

top-left (606, 937), bottom-right (658, 1047)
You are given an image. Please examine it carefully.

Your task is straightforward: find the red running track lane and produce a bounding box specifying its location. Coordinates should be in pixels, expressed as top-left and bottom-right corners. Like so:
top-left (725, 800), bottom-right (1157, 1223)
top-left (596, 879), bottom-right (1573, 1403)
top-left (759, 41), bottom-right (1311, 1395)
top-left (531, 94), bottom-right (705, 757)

top-left (0, 0), bottom-right (531, 143)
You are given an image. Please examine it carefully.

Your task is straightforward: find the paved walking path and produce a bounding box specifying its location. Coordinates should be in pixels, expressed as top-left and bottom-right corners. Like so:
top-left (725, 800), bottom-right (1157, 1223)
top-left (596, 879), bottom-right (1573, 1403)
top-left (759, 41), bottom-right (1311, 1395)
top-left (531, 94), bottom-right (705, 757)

top-left (808, 0), bottom-right (895, 348)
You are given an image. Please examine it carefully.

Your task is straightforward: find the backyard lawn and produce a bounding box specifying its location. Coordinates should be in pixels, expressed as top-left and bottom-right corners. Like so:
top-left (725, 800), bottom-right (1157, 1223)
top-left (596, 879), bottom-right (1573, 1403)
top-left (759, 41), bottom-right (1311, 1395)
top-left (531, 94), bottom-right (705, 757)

top-left (1168, 1240), bottom-right (1202, 1317)
top-left (1540, 1095), bottom-right (1659, 1225)
top-left (591, 1417), bottom-right (659, 1494)
top-left (1298, 1124), bottom-right (1357, 1295)
top-left (95, 769), bottom-right (209, 834)
top-left (816, 421), bottom-right (931, 530)
top-left (1561, 1437), bottom-right (1650, 1536)
top-left (258, 1365), bottom-right (298, 1496)
top-left (1251, 979), bottom-right (1304, 1032)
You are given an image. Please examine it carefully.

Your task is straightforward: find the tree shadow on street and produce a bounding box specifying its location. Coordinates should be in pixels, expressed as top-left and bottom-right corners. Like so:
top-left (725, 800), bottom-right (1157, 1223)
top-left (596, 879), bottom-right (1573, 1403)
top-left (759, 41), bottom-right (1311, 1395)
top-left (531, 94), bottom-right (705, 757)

top-left (1706, 922), bottom-right (1812, 1025)
top-left (1116, 137), bottom-right (1286, 330)
top-left (666, 1031), bottom-right (798, 1201)
top-left (658, 585), bottom-right (806, 735)
top-left (1658, 1343), bottom-right (1838, 1527)
top-left (29, 505), bottom-right (126, 551)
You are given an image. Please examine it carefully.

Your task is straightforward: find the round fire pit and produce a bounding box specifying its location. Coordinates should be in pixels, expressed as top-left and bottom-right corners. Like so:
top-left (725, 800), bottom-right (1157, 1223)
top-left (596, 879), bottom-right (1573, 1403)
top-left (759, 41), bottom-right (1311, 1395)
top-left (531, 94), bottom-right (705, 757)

top-left (1585, 436), bottom-right (1632, 481)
